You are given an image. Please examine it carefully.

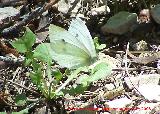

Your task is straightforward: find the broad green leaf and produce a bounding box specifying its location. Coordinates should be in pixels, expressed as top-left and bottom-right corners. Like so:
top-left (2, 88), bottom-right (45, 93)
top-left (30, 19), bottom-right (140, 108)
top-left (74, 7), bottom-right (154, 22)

top-left (50, 40), bottom-right (94, 69)
top-left (33, 43), bottom-right (52, 64)
top-left (70, 63), bottom-right (112, 89)
top-left (15, 94), bottom-right (27, 106)
top-left (61, 70), bottom-right (90, 95)
top-left (18, 108), bottom-right (28, 114)
top-left (89, 62), bottom-right (112, 82)
top-left (11, 27), bottom-right (36, 53)
top-left (107, 11), bottom-right (136, 26)
top-left (74, 62), bottom-right (112, 86)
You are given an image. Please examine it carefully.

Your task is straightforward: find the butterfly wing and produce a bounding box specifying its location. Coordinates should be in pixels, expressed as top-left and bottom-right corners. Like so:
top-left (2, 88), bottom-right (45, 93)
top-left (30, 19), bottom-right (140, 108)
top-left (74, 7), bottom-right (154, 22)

top-left (68, 17), bottom-right (97, 58)
top-left (49, 24), bottom-right (89, 53)
top-left (50, 40), bottom-right (91, 69)
top-left (48, 17), bottom-right (97, 69)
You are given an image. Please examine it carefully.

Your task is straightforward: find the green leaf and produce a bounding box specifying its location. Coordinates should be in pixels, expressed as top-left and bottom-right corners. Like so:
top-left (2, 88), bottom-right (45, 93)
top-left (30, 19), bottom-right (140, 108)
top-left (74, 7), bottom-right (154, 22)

top-left (55, 67), bottom-right (86, 95)
top-left (33, 43), bottom-right (52, 64)
top-left (31, 59), bottom-right (41, 71)
top-left (69, 63), bottom-right (112, 89)
top-left (52, 69), bottom-right (63, 82)
top-left (74, 63), bottom-right (112, 87)
top-left (30, 68), bottom-right (43, 86)
top-left (15, 94), bottom-right (27, 106)
top-left (94, 37), bottom-right (106, 50)
top-left (30, 64), bottom-right (49, 98)
top-left (24, 58), bottom-right (32, 66)
top-left (30, 70), bottom-right (48, 97)
top-left (62, 84), bottom-right (88, 95)
top-left (11, 27), bottom-right (36, 53)
top-left (24, 51), bottom-right (34, 66)
top-left (97, 44), bottom-right (106, 50)
top-left (50, 91), bottom-right (64, 99)
top-left (94, 37), bottom-right (99, 46)
top-left (89, 62), bottom-right (112, 82)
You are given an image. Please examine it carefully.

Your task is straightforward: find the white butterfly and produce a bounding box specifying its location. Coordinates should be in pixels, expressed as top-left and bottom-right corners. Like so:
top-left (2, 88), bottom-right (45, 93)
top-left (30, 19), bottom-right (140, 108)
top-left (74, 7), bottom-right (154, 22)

top-left (49, 17), bottom-right (97, 69)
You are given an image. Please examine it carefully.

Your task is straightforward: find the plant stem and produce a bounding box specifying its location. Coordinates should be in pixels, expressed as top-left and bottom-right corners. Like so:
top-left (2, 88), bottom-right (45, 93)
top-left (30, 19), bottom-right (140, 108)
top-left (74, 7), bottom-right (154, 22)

top-left (55, 67), bottom-right (85, 94)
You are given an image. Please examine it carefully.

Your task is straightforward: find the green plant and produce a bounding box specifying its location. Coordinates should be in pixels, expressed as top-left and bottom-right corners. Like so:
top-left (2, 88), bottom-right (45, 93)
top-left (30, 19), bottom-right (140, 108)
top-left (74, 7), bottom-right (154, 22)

top-left (11, 17), bottom-right (112, 112)
top-left (94, 37), bottom-right (106, 50)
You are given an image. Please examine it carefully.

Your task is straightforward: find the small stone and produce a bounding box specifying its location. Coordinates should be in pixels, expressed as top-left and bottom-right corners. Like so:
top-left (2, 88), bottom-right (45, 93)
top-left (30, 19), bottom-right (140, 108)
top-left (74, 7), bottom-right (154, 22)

top-left (138, 84), bottom-right (160, 101)
top-left (0, 7), bottom-right (19, 21)
top-left (58, 0), bottom-right (69, 14)
top-left (0, 7), bottom-right (19, 29)
top-left (101, 11), bottom-right (137, 35)
top-left (139, 9), bottom-right (150, 23)
top-left (124, 74), bottom-right (160, 89)
top-left (104, 97), bottom-right (132, 113)
top-left (133, 40), bottom-right (148, 51)
top-left (90, 6), bottom-right (110, 16)
top-left (104, 83), bottom-right (115, 90)
top-left (105, 97), bottom-right (132, 108)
